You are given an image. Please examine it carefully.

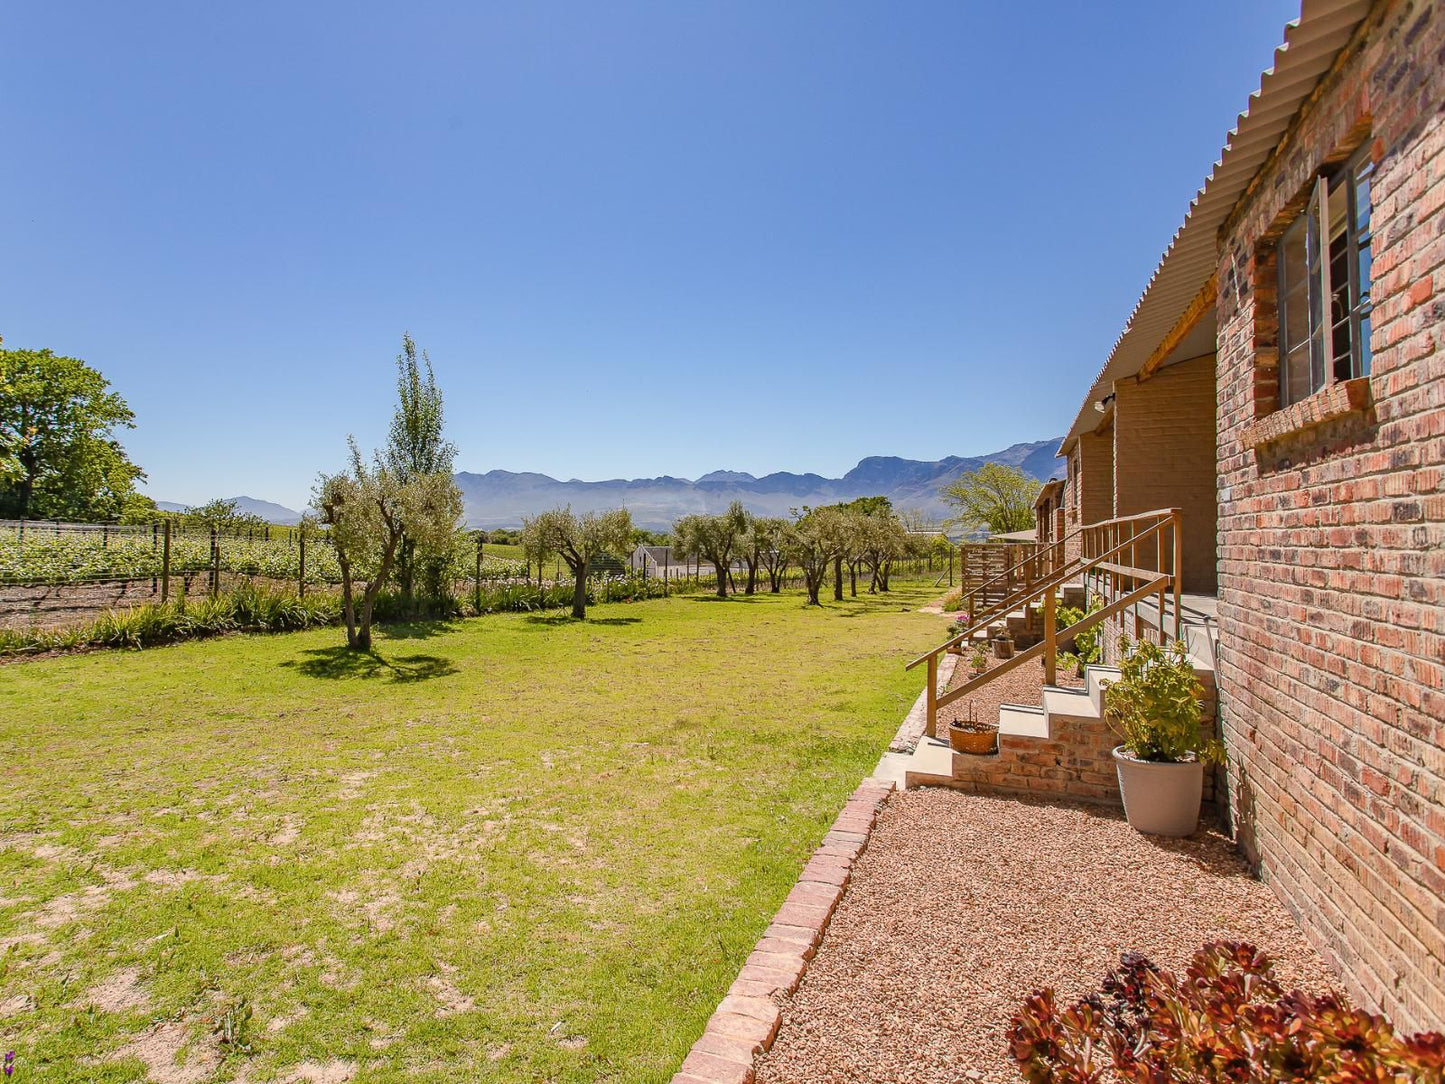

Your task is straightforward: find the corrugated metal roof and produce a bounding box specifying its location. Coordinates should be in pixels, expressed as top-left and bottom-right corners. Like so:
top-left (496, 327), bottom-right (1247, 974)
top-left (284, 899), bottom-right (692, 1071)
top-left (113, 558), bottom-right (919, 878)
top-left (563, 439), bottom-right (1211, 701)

top-left (1059, 0), bottom-right (1373, 453)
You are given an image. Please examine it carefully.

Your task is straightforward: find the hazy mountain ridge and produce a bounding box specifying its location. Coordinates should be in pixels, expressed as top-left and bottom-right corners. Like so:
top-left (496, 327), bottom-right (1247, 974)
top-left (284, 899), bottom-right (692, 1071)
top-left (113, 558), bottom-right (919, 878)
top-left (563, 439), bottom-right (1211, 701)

top-left (455, 438), bottom-right (1064, 529)
top-left (156, 439), bottom-right (1065, 530)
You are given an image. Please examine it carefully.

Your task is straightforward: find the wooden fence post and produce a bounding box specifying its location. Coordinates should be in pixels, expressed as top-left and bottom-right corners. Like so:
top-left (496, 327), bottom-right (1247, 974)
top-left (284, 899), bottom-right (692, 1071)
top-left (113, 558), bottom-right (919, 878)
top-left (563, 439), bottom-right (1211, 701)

top-left (474, 533), bottom-right (483, 614)
top-left (161, 521), bottom-right (172, 603)
top-left (210, 525), bottom-right (219, 597)
top-left (1043, 584), bottom-right (1056, 686)
top-left (926, 654), bottom-right (938, 739)
top-left (298, 531), bottom-right (307, 598)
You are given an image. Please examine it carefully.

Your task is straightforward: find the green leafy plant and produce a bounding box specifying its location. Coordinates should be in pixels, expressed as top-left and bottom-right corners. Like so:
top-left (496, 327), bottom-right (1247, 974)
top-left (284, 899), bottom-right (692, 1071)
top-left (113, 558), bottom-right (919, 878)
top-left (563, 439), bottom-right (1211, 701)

top-left (1009, 941), bottom-right (1445, 1084)
top-left (1055, 594), bottom-right (1104, 666)
top-left (970, 645), bottom-right (989, 672)
top-left (1103, 636), bottom-right (1223, 764)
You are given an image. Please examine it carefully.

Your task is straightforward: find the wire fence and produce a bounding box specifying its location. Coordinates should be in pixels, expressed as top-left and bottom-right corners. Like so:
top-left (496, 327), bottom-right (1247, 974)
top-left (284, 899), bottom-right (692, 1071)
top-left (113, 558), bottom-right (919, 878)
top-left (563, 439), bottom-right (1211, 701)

top-left (1, 519), bottom-right (963, 632)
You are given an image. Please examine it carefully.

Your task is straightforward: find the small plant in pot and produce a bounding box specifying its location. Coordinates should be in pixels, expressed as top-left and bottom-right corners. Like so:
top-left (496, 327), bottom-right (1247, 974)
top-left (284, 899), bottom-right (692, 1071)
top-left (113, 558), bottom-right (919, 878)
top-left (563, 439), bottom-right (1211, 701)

top-left (969, 644), bottom-right (988, 676)
top-left (992, 634), bottom-right (1014, 660)
top-left (947, 700), bottom-right (997, 755)
top-left (1103, 635), bottom-right (1225, 837)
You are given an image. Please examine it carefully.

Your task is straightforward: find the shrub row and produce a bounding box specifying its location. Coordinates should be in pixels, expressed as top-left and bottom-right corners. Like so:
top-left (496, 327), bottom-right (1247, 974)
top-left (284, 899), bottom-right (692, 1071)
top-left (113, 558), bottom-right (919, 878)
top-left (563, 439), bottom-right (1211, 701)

top-left (0, 572), bottom-right (681, 656)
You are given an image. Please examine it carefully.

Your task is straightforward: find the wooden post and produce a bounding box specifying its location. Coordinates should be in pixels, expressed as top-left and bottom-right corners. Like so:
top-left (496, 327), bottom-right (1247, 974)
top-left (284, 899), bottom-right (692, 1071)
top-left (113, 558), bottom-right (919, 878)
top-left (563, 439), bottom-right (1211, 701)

top-left (925, 654), bottom-right (938, 740)
top-left (1172, 512), bottom-right (1183, 641)
top-left (210, 525), bottom-right (219, 597)
top-left (161, 521), bottom-right (171, 603)
top-left (949, 545), bottom-right (954, 587)
top-left (298, 531), bottom-right (307, 598)
top-left (1043, 585), bottom-right (1056, 686)
top-left (474, 534), bottom-right (483, 614)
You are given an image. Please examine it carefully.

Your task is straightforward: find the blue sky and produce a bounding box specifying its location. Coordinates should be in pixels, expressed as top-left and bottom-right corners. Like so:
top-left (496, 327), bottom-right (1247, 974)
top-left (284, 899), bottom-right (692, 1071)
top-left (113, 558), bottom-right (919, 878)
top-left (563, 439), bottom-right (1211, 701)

top-left (3, 2), bottom-right (1299, 511)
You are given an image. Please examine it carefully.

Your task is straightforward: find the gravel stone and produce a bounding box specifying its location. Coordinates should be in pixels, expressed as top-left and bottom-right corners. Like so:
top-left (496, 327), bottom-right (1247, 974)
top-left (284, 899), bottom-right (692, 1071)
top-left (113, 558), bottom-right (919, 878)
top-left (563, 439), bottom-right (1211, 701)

top-left (755, 788), bottom-right (1338, 1084)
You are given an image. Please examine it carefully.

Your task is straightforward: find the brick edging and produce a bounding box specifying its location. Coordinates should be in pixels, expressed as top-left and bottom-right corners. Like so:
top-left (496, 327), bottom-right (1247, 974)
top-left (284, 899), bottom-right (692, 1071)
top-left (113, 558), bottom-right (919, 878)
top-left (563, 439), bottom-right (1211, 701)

top-left (670, 778), bottom-right (894, 1084)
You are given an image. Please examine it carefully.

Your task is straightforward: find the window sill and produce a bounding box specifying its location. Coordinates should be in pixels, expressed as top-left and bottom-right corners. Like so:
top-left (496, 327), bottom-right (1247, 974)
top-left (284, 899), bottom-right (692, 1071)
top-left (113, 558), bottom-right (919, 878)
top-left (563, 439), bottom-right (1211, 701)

top-left (1244, 377), bottom-right (1373, 448)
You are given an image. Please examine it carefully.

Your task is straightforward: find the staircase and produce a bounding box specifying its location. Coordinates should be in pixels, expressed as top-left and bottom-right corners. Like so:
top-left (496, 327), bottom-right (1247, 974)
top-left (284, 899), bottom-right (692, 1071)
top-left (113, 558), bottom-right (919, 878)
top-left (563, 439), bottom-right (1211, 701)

top-left (901, 615), bottom-right (1219, 806)
top-left (899, 509), bottom-right (1219, 806)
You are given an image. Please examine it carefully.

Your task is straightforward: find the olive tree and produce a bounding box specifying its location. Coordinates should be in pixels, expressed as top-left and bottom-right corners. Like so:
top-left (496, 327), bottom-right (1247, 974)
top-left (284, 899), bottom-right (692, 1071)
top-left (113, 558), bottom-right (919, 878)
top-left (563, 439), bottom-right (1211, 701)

top-left (783, 506), bottom-right (845, 605)
top-left (860, 512), bottom-right (908, 592)
top-left (521, 506), bottom-right (633, 619)
top-left (314, 441), bottom-right (462, 651)
top-left (752, 516), bottom-right (791, 593)
top-left (673, 500), bottom-right (749, 598)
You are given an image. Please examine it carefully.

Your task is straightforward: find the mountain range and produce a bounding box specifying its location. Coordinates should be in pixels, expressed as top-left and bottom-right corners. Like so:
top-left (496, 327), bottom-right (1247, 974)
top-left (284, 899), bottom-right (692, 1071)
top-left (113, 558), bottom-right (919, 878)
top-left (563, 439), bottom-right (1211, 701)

top-left (158, 439), bottom-right (1064, 530)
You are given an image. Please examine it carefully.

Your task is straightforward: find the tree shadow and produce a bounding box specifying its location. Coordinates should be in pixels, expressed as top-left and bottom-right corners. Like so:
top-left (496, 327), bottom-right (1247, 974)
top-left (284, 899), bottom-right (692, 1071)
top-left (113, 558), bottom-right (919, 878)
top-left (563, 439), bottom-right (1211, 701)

top-left (280, 646), bottom-right (458, 683)
top-left (375, 618), bottom-right (464, 640)
top-left (682, 594), bottom-right (764, 604)
top-left (521, 613), bottom-right (642, 627)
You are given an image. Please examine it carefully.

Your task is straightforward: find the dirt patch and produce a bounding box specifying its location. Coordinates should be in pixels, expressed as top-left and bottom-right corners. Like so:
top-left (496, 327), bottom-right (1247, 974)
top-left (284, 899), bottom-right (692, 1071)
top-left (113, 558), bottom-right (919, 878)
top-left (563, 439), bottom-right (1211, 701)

top-left (426, 964), bottom-right (475, 1017)
top-left (335, 771), bottom-right (376, 801)
top-left (111, 1020), bottom-right (221, 1084)
top-left (83, 967), bottom-right (150, 1014)
top-left (278, 1061), bottom-right (356, 1083)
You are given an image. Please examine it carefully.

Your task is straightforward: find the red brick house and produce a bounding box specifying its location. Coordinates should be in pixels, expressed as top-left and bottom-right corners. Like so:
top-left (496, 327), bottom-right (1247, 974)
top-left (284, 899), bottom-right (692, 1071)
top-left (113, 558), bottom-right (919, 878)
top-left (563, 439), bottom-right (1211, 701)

top-left (1063, 0), bottom-right (1443, 1032)
top-left (911, 0), bottom-right (1441, 1033)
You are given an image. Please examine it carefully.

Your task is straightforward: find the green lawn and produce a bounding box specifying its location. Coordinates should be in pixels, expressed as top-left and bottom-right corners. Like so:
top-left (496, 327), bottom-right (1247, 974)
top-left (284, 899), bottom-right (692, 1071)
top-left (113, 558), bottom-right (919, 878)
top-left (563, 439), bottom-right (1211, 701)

top-left (0, 584), bottom-right (945, 1083)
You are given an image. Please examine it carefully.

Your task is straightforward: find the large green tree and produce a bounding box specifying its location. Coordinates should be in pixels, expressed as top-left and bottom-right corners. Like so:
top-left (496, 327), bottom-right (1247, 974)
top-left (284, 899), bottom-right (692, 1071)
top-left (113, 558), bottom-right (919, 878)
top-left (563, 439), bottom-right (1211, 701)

top-left (314, 441), bottom-right (462, 651)
top-left (0, 348), bottom-right (146, 521)
top-left (673, 501), bottom-right (749, 598)
top-left (521, 507), bottom-right (633, 619)
top-left (940, 462), bottom-right (1041, 536)
top-left (385, 334), bottom-right (460, 608)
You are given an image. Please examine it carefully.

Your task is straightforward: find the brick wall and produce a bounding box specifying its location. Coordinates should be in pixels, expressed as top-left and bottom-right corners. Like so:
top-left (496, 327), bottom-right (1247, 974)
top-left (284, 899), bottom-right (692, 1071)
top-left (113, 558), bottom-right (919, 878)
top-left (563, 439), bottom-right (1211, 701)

top-left (946, 683), bottom-right (1220, 810)
top-left (1214, 0), bottom-right (1444, 1032)
top-left (1113, 354), bottom-right (1220, 594)
top-left (1075, 424), bottom-right (1115, 526)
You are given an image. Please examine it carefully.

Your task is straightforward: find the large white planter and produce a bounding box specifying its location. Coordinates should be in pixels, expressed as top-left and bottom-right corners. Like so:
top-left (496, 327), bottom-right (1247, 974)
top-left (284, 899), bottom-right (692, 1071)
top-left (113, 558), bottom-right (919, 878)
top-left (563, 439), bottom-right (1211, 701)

top-left (1112, 746), bottom-right (1203, 837)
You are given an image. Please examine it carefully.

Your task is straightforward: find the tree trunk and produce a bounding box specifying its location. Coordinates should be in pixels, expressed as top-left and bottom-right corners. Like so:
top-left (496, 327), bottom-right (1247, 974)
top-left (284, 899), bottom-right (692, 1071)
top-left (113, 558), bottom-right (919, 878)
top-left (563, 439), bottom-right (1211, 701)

top-left (833, 556), bottom-right (843, 601)
top-left (849, 563), bottom-right (857, 597)
top-left (340, 559), bottom-right (358, 648)
top-left (571, 563), bottom-right (588, 618)
top-left (746, 560), bottom-right (757, 595)
top-left (712, 551), bottom-right (728, 598)
top-left (805, 566), bottom-right (823, 605)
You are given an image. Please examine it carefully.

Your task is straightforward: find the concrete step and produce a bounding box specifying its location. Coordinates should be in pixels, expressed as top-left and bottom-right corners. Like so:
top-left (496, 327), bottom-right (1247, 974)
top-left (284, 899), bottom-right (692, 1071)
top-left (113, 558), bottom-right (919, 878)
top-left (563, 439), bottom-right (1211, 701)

top-left (1086, 665), bottom-right (1121, 714)
top-left (1042, 685), bottom-right (1101, 727)
top-left (998, 703), bottom-right (1049, 739)
top-left (902, 737), bottom-right (955, 788)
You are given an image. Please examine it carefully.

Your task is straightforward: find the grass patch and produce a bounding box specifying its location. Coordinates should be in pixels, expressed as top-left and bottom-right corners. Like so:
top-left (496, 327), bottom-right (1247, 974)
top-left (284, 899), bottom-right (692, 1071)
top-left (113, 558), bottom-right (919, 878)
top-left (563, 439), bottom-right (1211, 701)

top-left (0, 584), bottom-right (944, 1082)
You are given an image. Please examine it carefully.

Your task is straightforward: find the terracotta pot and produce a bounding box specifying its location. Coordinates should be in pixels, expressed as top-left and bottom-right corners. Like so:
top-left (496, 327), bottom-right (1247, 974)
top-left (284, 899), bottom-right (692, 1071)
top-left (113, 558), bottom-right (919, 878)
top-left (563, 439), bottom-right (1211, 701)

top-left (949, 723), bottom-right (998, 755)
top-left (1112, 746), bottom-right (1204, 837)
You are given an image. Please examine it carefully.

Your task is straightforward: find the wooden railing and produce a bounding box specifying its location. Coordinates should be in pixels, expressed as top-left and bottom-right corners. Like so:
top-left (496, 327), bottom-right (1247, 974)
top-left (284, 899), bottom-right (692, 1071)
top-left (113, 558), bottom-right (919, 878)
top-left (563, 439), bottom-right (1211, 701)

top-left (957, 527), bottom-right (1083, 619)
top-left (907, 509), bottom-right (1182, 740)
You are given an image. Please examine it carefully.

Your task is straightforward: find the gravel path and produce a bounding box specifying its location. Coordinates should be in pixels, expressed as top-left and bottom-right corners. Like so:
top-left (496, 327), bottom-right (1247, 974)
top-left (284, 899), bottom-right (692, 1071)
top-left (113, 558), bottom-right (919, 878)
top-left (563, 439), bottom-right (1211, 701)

top-left (936, 652), bottom-right (1082, 732)
top-left (755, 789), bottom-right (1337, 1084)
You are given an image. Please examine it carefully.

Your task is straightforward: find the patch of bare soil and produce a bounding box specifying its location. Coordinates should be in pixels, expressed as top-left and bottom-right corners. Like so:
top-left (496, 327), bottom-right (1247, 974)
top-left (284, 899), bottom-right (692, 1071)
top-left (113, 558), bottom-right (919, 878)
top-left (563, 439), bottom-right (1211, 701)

top-left (110, 1020), bottom-right (222, 1084)
top-left (82, 967), bottom-right (150, 1014)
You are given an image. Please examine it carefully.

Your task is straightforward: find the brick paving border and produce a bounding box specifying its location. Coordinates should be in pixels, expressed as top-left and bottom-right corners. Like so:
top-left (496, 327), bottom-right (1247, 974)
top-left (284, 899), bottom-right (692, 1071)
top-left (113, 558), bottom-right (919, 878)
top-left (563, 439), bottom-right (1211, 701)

top-left (669, 778), bottom-right (894, 1084)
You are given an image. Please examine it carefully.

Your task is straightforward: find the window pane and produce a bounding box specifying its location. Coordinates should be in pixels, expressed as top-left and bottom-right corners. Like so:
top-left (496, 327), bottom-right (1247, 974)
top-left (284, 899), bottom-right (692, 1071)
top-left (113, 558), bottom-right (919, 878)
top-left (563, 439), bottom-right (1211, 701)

top-left (1279, 217), bottom-right (1307, 293)
top-left (1354, 159), bottom-right (1373, 235)
top-left (1359, 312), bottom-right (1372, 376)
top-left (1283, 281), bottom-right (1310, 353)
top-left (1284, 344), bottom-right (1313, 406)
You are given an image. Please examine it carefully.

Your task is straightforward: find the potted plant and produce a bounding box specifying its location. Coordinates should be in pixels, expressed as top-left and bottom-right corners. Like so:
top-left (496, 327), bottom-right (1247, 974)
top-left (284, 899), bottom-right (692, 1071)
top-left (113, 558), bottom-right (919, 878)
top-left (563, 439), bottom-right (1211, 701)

top-left (993, 634), bottom-right (1014, 660)
top-left (969, 644), bottom-right (988, 676)
top-left (1103, 636), bottom-right (1225, 837)
top-left (948, 701), bottom-right (997, 755)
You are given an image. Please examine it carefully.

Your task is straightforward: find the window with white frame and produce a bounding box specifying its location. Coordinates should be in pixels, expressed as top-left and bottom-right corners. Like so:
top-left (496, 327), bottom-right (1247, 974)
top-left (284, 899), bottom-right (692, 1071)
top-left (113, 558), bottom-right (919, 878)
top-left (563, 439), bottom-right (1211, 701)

top-left (1275, 146), bottom-right (1373, 407)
